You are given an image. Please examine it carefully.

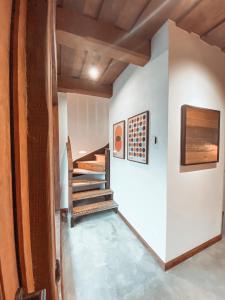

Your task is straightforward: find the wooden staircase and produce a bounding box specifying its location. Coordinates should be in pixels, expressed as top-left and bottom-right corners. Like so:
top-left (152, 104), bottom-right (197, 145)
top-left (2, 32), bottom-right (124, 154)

top-left (67, 138), bottom-right (118, 227)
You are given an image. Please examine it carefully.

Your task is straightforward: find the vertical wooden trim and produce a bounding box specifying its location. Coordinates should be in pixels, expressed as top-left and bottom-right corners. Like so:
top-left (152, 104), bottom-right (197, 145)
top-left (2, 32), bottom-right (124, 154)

top-left (52, 0), bottom-right (61, 212)
top-left (11, 0), bottom-right (34, 293)
top-left (181, 105), bottom-right (187, 165)
top-left (66, 138), bottom-right (73, 220)
top-left (105, 148), bottom-right (110, 189)
top-left (0, 0), bottom-right (20, 298)
top-left (53, 104), bottom-right (61, 211)
top-left (26, 0), bottom-right (58, 299)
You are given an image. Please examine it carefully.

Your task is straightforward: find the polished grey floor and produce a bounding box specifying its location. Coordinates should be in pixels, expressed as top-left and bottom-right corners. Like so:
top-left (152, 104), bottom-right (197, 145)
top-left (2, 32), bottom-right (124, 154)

top-left (62, 211), bottom-right (225, 300)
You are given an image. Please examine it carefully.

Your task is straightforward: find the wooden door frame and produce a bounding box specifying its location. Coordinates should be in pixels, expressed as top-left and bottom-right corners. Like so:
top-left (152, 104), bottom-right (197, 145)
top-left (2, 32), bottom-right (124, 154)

top-left (26, 0), bottom-right (59, 299)
top-left (0, 0), bottom-right (20, 299)
top-left (0, 0), bottom-right (60, 298)
top-left (11, 0), bottom-right (35, 293)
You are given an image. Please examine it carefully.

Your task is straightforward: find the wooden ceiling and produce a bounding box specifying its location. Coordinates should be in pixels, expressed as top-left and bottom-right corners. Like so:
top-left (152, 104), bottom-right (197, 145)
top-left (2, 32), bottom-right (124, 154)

top-left (56, 0), bottom-right (225, 98)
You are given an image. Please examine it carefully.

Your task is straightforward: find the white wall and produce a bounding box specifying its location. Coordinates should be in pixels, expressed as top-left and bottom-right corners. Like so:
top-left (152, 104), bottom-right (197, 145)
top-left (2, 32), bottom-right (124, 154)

top-left (58, 93), bottom-right (68, 208)
top-left (166, 22), bottom-right (225, 261)
top-left (67, 94), bottom-right (109, 161)
top-left (109, 23), bottom-right (169, 261)
top-left (110, 20), bottom-right (225, 263)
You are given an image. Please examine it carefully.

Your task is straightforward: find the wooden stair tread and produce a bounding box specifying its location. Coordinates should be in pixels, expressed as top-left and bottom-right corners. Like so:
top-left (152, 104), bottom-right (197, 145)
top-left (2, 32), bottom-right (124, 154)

top-left (73, 200), bottom-right (118, 217)
top-left (72, 189), bottom-right (113, 201)
top-left (72, 179), bottom-right (107, 187)
top-left (77, 160), bottom-right (105, 172)
top-left (95, 154), bottom-right (105, 163)
top-left (73, 168), bottom-right (105, 175)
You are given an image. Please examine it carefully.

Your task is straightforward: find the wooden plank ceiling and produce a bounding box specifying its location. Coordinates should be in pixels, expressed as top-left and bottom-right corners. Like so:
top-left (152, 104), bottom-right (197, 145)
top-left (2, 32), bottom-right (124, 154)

top-left (56, 0), bottom-right (225, 98)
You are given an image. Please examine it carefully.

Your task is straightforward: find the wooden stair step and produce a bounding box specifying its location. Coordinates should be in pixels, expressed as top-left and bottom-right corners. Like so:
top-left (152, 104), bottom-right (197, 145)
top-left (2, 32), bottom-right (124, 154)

top-left (73, 168), bottom-right (105, 175)
top-left (72, 189), bottom-right (113, 201)
top-left (72, 178), bottom-right (107, 188)
top-left (73, 200), bottom-right (118, 218)
top-left (77, 160), bottom-right (105, 172)
top-left (95, 154), bottom-right (105, 163)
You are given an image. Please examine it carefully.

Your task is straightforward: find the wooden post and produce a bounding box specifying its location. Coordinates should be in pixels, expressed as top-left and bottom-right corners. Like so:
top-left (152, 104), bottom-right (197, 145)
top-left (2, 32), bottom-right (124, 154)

top-left (0, 0), bottom-right (20, 298)
top-left (11, 0), bottom-right (35, 293)
top-left (26, 0), bottom-right (58, 299)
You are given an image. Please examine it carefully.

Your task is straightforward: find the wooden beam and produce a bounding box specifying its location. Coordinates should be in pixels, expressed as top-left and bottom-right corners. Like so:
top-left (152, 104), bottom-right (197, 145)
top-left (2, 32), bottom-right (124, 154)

top-left (83, 0), bottom-right (104, 18)
top-left (178, 0), bottom-right (225, 36)
top-left (58, 76), bottom-right (112, 98)
top-left (100, 60), bottom-right (127, 85)
top-left (203, 21), bottom-right (225, 49)
top-left (56, 7), bottom-right (150, 66)
top-left (132, 0), bottom-right (180, 38)
top-left (131, 0), bottom-right (200, 39)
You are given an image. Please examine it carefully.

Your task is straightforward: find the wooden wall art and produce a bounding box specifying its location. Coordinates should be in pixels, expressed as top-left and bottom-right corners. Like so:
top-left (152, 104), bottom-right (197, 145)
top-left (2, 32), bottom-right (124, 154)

top-left (113, 120), bottom-right (125, 159)
top-left (127, 111), bottom-right (149, 164)
top-left (181, 105), bottom-right (220, 165)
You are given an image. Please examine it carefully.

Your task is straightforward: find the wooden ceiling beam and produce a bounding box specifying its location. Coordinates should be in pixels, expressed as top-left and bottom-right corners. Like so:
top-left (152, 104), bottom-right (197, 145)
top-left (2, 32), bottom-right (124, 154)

top-left (58, 76), bottom-right (112, 98)
top-left (83, 0), bottom-right (104, 18)
top-left (178, 0), bottom-right (225, 36)
top-left (203, 21), bottom-right (225, 50)
top-left (56, 7), bottom-right (150, 66)
top-left (131, 0), bottom-right (201, 39)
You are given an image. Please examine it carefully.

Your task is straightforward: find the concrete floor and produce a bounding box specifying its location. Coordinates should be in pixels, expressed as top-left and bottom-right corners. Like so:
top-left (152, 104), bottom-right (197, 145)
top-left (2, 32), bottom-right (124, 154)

top-left (62, 211), bottom-right (225, 300)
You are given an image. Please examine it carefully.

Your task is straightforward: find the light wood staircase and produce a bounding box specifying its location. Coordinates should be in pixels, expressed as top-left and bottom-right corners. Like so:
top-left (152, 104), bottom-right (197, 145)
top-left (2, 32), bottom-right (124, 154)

top-left (67, 138), bottom-right (118, 227)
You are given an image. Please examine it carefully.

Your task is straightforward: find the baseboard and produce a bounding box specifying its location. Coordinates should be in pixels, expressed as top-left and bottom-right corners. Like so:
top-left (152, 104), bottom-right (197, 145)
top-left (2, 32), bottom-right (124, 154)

top-left (165, 234), bottom-right (222, 270)
top-left (118, 211), bottom-right (222, 271)
top-left (118, 211), bottom-right (165, 270)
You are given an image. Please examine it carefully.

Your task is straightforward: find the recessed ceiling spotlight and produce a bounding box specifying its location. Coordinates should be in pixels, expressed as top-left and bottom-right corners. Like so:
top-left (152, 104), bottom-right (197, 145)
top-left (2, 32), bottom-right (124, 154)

top-left (88, 66), bottom-right (99, 80)
top-left (78, 150), bottom-right (87, 154)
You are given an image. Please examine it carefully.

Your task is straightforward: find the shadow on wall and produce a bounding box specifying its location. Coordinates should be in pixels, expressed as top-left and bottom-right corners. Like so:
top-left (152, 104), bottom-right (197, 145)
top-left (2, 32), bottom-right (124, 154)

top-left (180, 163), bottom-right (217, 173)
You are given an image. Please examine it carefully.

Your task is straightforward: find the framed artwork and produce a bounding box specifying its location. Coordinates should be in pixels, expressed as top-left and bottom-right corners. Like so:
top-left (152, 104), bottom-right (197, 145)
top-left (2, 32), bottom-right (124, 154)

top-left (113, 120), bottom-right (125, 159)
top-left (181, 105), bottom-right (220, 165)
top-left (127, 111), bottom-right (149, 164)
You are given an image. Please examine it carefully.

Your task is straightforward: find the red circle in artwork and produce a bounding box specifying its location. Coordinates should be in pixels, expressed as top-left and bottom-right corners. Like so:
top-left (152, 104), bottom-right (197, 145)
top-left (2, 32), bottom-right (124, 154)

top-left (115, 125), bottom-right (122, 152)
